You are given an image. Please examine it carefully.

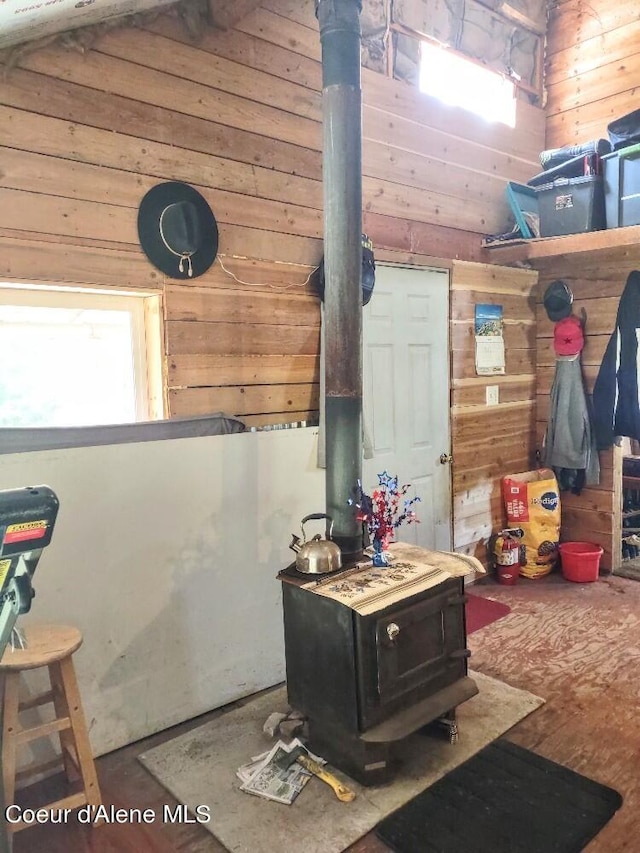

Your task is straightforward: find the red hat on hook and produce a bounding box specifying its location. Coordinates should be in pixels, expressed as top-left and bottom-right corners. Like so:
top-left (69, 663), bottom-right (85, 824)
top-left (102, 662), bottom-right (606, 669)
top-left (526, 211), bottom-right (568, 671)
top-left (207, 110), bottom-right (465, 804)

top-left (554, 315), bottom-right (584, 357)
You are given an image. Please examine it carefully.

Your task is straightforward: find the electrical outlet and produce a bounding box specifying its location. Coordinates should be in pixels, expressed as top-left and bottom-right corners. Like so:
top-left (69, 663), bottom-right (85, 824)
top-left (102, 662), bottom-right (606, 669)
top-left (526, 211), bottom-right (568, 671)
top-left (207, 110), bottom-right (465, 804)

top-left (486, 385), bottom-right (499, 406)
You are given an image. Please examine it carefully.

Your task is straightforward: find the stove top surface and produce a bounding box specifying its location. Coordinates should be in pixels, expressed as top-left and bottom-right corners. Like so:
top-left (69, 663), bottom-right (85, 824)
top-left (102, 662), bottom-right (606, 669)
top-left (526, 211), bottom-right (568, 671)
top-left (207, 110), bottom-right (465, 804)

top-left (279, 543), bottom-right (484, 592)
top-left (280, 561), bottom-right (345, 580)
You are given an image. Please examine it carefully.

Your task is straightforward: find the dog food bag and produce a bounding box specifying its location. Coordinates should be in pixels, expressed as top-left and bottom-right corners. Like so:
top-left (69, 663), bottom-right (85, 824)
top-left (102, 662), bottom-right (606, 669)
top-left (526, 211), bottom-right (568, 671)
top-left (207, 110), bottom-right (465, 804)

top-left (502, 468), bottom-right (561, 578)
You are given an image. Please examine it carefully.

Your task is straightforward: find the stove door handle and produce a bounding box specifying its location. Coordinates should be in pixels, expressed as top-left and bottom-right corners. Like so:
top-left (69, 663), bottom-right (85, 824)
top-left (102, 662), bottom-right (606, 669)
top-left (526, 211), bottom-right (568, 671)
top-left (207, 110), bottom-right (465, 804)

top-left (386, 622), bottom-right (400, 641)
top-left (449, 648), bottom-right (472, 660)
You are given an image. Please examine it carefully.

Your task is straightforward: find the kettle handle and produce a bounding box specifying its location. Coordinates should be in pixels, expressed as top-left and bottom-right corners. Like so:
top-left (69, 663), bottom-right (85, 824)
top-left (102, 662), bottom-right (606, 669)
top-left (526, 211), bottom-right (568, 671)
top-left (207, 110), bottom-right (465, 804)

top-left (301, 513), bottom-right (334, 540)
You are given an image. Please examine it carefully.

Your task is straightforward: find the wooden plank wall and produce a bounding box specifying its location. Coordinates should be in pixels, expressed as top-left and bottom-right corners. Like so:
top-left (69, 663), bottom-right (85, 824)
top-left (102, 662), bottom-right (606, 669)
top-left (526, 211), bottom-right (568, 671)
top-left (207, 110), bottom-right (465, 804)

top-left (0, 0), bottom-right (545, 426)
top-left (546, 0), bottom-right (640, 146)
top-left (533, 250), bottom-right (640, 573)
top-left (450, 261), bottom-right (538, 563)
top-left (535, 0), bottom-right (640, 571)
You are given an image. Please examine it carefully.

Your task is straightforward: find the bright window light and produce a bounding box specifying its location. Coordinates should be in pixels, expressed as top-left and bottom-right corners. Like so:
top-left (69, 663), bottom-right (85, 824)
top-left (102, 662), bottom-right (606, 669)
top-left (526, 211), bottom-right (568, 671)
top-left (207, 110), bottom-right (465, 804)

top-left (419, 41), bottom-right (516, 127)
top-left (0, 288), bottom-right (163, 428)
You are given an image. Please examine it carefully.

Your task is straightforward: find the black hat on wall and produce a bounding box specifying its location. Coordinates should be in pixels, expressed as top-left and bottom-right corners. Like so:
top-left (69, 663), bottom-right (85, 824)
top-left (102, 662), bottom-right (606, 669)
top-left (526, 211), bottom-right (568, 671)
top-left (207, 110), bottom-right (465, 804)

top-left (314, 234), bottom-right (376, 306)
top-left (543, 279), bottom-right (574, 322)
top-left (138, 182), bottom-right (219, 279)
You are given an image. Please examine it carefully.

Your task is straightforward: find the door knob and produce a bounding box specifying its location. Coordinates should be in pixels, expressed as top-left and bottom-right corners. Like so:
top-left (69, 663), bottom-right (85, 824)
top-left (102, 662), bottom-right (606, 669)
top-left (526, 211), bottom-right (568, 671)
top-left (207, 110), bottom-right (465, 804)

top-left (387, 622), bottom-right (400, 641)
top-left (440, 453), bottom-right (453, 465)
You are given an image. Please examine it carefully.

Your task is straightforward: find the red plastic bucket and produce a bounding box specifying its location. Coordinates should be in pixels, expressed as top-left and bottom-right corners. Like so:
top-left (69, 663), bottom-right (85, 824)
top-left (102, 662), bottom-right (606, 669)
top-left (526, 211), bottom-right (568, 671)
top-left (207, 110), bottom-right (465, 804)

top-left (496, 563), bottom-right (519, 585)
top-left (559, 542), bottom-right (603, 583)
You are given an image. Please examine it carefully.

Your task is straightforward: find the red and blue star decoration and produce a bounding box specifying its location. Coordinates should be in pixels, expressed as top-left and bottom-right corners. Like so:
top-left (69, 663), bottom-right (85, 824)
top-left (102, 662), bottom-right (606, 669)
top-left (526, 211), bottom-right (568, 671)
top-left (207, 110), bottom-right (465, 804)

top-left (349, 473), bottom-right (421, 565)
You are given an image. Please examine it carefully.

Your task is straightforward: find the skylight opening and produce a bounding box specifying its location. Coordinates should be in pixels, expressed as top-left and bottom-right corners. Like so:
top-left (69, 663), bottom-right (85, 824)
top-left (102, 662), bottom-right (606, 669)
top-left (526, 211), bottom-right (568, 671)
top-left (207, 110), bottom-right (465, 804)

top-left (419, 41), bottom-right (516, 128)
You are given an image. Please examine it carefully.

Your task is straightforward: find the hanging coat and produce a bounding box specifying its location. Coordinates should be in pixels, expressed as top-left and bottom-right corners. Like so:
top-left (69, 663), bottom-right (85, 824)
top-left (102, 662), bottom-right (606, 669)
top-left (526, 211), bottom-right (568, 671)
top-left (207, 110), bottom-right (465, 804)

top-left (592, 270), bottom-right (640, 449)
top-left (543, 357), bottom-right (600, 493)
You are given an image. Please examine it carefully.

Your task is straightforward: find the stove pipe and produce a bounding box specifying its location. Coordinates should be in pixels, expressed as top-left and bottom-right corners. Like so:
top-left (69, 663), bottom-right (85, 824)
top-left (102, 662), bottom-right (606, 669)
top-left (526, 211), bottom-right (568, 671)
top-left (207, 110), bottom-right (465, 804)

top-left (316, 0), bottom-right (363, 563)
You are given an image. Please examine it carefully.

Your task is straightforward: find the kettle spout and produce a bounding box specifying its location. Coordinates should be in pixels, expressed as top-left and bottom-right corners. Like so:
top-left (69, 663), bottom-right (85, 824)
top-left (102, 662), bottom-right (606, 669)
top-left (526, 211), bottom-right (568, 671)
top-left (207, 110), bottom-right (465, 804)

top-left (289, 533), bottom-right (302, 554)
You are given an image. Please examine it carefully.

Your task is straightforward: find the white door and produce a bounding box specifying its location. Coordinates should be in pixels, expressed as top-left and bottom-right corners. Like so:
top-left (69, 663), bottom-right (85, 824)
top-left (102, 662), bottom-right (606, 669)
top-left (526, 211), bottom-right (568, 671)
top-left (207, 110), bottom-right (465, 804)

top-left (363, 265), bottom-right (451, 551)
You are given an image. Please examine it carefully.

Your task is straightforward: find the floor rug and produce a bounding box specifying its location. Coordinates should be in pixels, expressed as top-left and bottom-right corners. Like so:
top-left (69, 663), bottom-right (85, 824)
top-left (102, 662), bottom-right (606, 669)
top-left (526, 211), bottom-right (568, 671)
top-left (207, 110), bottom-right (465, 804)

top-left (138, 672), bottom-right (543, 853)
top-left (466, 592), bottom-right (511, 634)
top-left (375, 738), bottom-right (623, 853)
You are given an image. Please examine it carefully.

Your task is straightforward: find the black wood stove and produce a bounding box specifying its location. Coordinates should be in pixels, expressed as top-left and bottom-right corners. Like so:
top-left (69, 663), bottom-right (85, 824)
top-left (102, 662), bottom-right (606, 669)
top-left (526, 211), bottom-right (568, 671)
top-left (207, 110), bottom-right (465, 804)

top-left (278, 542), bottom-right (479, 786)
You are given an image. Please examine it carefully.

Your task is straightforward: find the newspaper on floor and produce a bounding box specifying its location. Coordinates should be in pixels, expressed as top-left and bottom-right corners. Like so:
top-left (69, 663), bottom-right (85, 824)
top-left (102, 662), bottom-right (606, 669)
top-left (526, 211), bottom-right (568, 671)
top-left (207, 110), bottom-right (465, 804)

top-left (238, 738), bottom-right (324, 805)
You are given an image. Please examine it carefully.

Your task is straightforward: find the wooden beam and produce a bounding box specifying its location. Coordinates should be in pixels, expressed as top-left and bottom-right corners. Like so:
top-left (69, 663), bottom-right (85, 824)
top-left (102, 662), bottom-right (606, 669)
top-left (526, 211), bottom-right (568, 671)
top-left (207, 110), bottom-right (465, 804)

top-left (209, 0), bottom-right (263, 30)
top-left (496, 2), bottom-right (545, 36)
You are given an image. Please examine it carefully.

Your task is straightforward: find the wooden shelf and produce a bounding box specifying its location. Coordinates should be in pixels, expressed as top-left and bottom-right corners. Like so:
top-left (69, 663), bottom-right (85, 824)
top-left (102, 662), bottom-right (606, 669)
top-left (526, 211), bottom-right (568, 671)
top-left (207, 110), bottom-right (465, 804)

top-left (623, 475), bottom-right (640, 489)
top-left (622, 510), bottom-right (640, 519)
top-left (482, 224), bottom-right (640, 265)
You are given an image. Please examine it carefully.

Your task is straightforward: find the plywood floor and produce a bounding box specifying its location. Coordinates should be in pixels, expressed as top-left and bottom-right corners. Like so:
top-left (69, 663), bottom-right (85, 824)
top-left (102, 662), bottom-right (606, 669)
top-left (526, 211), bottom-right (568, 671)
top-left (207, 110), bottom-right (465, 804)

top-left (13, 571), bottom-right (640, 853)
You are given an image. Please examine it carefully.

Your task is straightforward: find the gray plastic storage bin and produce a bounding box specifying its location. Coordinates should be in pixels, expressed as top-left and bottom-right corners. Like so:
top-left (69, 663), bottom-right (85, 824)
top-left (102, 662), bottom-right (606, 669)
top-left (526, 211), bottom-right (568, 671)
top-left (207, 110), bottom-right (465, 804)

top-left (602, 143), bottom-right (640, 228)
top-left (535, 175), bottom-right (606, 237)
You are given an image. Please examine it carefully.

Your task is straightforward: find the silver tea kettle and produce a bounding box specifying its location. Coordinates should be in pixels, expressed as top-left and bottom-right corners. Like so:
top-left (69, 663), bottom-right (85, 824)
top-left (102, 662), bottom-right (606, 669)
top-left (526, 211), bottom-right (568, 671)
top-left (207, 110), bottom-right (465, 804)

top-left (289, 513), bottom-right (342, 574)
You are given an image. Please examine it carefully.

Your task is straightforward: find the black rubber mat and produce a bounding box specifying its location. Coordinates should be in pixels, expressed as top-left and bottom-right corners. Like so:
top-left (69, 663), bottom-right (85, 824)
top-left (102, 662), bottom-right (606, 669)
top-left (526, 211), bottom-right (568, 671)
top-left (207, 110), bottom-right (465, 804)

top-left (375, 739), bottom-right (622, 853)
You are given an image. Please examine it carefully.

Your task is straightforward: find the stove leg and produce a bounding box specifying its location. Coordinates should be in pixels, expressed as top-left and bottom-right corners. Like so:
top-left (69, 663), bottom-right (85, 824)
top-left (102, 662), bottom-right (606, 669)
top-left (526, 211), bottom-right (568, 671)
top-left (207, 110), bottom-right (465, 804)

top-left (436, 709), bottom-right (459, 744)
top-left (418, 708), bottom-right (459, 744)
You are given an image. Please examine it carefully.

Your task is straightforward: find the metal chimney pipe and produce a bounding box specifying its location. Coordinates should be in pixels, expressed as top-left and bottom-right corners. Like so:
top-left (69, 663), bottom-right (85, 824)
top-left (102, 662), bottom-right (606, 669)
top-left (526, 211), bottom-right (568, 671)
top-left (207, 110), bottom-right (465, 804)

top-left (316, 0), bottom-right (363, 563)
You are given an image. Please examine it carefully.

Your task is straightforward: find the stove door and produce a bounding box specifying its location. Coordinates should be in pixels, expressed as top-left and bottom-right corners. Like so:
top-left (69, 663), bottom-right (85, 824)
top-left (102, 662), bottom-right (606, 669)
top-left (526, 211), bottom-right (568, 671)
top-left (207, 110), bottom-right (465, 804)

top-left (355, 577), bottom-right (468, 730)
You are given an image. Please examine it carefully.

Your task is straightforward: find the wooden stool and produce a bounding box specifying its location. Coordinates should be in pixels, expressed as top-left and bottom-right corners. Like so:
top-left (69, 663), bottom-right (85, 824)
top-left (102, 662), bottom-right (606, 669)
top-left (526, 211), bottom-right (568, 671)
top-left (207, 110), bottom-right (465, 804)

top-left (0, 624), bottom-right (102, 832)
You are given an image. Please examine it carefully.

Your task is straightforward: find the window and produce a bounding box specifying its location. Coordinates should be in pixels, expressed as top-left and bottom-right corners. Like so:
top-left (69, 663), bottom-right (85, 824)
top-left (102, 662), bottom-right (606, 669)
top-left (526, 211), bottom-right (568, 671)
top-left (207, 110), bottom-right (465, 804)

top-left (0, 287), bottom-right (163, 428)
top-left (419, 41), bottom-right (516, 127)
